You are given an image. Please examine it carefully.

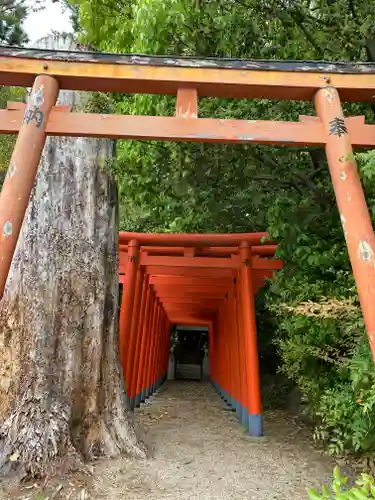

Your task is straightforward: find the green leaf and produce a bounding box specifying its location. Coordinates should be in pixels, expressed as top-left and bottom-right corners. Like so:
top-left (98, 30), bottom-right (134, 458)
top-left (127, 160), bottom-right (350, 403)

top-left (321, 484), bottom-right (331, 498)
top-left (350, 489), bottom-right (370, 500)
top-left (334, 467), bottom-right (341, 482)
top-left (307, 488), bottom-right (322, 500)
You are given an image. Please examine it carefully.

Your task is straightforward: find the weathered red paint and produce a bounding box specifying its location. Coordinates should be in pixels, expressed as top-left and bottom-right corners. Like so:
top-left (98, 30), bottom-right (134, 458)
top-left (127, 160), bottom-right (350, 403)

top-left (2, 49), bottom-right (375, 103)
top-left (125, 268), bottom-right (144, 396)
top-left (134, 285), bottom-right (152, 399)
top-left (128, 274), bottom-right (149, 402)
top-left (140, 293), bottom-right (157, 398)
top-left (120, 244), bottom-right (278, 257)
top-left (120, 251), bottom-right (282, 273)
top-left (4, 105), bottom-right (375, 147)
top-left (315, 87), bottom-right (375, 361)
top-left (239, 243), bottom-right (262, 422)
top-left (119, 240), bottom-right (139, 374)
top-left (0, 75), bottom-right (59, 298)
top-left (120, 232), bottom-right (268, 247)
top-left (235, 277), bottom-right (248, 424)
top-left (176, 88), bottom-right (198, 118)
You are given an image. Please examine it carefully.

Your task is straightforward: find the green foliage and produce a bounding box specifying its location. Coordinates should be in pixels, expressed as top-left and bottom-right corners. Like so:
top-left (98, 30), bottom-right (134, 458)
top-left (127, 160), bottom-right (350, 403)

top-left (0, 0), bottom-right (28, 181)
top-left (312, 338), bottom-right (375, 456)
top-left (35, 493), bottom-right (46, 500)
top-left (72, 0), bottom-right (375, 455)
top-left (0, 0), bottom-right (28, 45)
top-left (0, 86), bottom-right (26, 186)
top-left (77, 91), bottom-right (114, 114)
top-left (308, 467), bottom-right (375, 499)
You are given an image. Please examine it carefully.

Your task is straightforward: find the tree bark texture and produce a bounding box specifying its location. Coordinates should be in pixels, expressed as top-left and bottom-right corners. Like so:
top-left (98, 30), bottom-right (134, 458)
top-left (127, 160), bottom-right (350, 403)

top-left (0, 34), bottom-right (146, 480)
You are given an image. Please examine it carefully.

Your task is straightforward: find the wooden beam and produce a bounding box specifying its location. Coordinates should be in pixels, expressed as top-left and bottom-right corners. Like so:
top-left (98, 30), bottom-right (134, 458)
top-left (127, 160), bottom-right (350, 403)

top-left (140, 254), bottom-right (282, 270)
top-left (141, 255), bottom-right (238, 269)
top-left (155, 292), bottom-right (226, 298)
top-left (159, 298), bottom-right (221, 305)
top-left (1, 106), bottom-right (375, 147)
top-left (120, 269), bottom-right (273, 282)
top-left (163, 304), bottom-right (219, 310)
top-left (153, 285), bottom-right (228, 294)
top-left (119, 244), bottom-right (277, 256)
top-left (121, 232), bottom-right (268, 248)
top-left (167, 317), bottom-right (213, 326)
top-left (149, 276), bottom-right (232, 286)
top-left (1, 47), bottom-right (375, 101)
top-left (0, 108), bottom-right (325, 146)
top-left (145, 266), bottom-right (235, 278)
top-left (252, 257), bottom-right (283, 270)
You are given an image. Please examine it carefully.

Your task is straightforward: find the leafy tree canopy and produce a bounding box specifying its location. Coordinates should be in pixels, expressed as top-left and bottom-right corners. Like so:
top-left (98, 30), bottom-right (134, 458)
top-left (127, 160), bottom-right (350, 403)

top-left (0, 0), bottom-right (28, 45)
top-left (0, 0), bottom-right (28, 177)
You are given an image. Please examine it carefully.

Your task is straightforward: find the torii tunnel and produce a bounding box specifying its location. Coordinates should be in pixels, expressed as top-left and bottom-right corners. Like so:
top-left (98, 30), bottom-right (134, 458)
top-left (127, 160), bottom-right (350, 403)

top-left (118, 231), bottom-right (283, 437)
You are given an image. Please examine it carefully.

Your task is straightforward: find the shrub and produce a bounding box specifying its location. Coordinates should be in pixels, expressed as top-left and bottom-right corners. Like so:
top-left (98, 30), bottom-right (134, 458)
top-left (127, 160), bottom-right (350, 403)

top-left (308, 467), bottom-right (375, 499)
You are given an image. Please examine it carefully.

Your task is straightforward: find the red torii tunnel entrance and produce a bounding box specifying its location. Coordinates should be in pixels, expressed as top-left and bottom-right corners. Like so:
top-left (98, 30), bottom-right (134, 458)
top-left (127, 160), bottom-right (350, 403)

top-left (118, 232), bottom-right (282, 437)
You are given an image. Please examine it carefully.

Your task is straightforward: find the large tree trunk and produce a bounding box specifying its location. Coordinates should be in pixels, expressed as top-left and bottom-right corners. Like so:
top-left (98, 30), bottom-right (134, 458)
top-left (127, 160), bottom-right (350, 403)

top-left (0, 34), bottom-right (146, 480)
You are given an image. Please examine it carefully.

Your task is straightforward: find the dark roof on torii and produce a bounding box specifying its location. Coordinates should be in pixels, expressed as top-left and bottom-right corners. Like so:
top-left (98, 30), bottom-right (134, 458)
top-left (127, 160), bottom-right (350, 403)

top-left (0, 45), bottom-right (375, 74)
top-left (1, 45), bottom-right (374, 101)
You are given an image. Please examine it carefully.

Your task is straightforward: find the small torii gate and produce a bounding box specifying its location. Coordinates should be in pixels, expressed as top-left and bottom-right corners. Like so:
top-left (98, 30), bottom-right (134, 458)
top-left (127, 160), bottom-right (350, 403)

top-left (0, 47), bottom-right (373, 419)
top-left (118, 232), bottom-right (282, 436)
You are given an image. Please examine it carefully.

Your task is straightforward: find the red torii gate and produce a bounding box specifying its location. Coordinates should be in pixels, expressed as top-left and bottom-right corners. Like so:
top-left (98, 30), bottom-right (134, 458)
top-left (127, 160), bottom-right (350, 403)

top-left (0, 48), bottom-right (373, 432)
top-left (0, 48), bottom-right (373, 362)
top-left (118, 232), bottom-right (282, 436)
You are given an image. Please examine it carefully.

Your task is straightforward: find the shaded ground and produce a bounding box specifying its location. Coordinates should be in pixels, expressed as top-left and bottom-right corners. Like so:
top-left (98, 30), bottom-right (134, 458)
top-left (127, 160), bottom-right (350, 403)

top-left (94, 381), bottom-right (333, 500)
top-left (5, 381), bottom-right (334, 499)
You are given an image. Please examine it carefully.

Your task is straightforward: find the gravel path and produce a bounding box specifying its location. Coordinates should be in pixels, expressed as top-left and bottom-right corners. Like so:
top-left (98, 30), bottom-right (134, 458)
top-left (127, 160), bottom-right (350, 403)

top-left (92, 381), bottom-right (334, 500)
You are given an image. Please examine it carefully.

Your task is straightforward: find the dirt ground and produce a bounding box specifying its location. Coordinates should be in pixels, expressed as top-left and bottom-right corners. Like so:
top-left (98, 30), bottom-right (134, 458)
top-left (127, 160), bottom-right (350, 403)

top-left (4, 381), bottom-right (335, 500)
top-left (94, 381), bottom-right (333, 500)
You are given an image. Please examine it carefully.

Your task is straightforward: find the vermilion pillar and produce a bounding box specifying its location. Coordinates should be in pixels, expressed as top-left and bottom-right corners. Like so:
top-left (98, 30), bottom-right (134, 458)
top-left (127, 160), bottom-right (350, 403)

top-left (129, 274), bottom-right (149, 409)
top-left (147, 302), bottom-right (161, 396)
top-left (219, 313), bottom-right (224, 399)
top-left (163, 320), bottom-right (172, 382)
top-left (126, 268), bottom-right (145, 408)
top-left (142, 295), bottom-right (157, 401)
top-left (208, 323), bottom-right (215, 386)
top-left (0, 75), bottom-right (59, 298)
top-left (236, 276), bottom-right (249, 428)
top-left (226, 295), bottom-right (235, 410)
top-left (153, 313), bottom-right (162, 392)
top-left (216, 306), bottom-right (223, 396)
top-left (152, 301), bottom-right (163, 393)
top-left (155, 312), bottom-right (166, 391)
top-left (239, 242), bottom-right (262, 436)
top-left (148, 304), bottom-right (159, 395)
top-left (230, 283), bottom-right (242, 421)
top-left (135, 285), bottom-right (152, 407)
top-left (218, 307), bottom-right (226, 400)
top-left (219, 300), bottom-right (228, 403)
top-left (315, 87), bottom-right (375, 361)
top-left (225, 297), bottom-right (233, 407)
top-left (155, 313), bottom-right (166, 390)
top-left (213, 318), bottom-right (219, 392)
top-left (119, 240), bottom-right (140, 374)
top-left (162, 318), bottom-right (171, 383)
